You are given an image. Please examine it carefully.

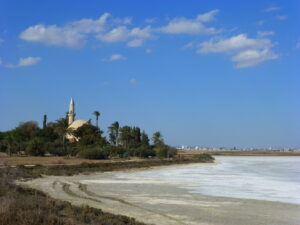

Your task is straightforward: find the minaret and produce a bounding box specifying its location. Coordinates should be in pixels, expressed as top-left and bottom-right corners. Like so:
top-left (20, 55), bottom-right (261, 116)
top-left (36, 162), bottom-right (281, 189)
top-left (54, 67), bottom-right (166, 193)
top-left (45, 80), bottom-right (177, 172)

top-left (68, 98), bottom-right (75, 125)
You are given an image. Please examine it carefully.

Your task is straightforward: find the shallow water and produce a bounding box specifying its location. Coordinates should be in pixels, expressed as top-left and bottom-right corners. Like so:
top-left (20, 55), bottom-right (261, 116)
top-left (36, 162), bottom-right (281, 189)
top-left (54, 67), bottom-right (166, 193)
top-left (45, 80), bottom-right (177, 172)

top-left (116, 156), bottom-right (300, 204)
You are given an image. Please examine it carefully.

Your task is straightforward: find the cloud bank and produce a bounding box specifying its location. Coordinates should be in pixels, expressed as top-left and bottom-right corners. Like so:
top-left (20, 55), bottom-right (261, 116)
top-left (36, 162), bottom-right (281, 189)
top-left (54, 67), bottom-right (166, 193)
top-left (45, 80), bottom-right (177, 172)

top-left (18, 9), bottom-right (281, 69)
top-left (197, 34), bottom-right (278, 68)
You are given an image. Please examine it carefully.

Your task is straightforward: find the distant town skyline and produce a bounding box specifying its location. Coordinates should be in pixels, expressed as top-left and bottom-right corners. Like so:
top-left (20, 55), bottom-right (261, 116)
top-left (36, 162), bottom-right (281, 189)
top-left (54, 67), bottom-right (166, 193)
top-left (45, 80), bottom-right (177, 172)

top-left (1, 0), bottom-right (299, 148)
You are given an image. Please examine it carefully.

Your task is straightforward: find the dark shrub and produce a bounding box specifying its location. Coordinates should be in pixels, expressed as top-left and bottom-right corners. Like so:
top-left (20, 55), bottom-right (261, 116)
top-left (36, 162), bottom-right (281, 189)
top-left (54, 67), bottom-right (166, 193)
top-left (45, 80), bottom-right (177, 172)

top-left (122, 151), bottom-right (130, 159)
top-left (78, 148), bottom-right (109, 159)
top-left (45, 142), bottom-right (68, 156)
top-left (137, 146), bottom-right (155, 158)
top-left (193, 153), bottom-right (215, 162)
top-left (103, 145), bottom-right (126, 157)
top-left (155, 146), bottom-right (177, 158)
top-left (26, 137), bottom-right (46, 156)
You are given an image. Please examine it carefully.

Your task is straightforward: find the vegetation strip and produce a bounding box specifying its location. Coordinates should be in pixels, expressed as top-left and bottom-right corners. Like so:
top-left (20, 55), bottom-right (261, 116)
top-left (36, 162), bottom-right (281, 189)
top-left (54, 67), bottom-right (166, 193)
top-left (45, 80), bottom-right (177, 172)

top-left (14, 157), bottom-right (214, 178)
top-left (0, 114), bottom-right (178, 160)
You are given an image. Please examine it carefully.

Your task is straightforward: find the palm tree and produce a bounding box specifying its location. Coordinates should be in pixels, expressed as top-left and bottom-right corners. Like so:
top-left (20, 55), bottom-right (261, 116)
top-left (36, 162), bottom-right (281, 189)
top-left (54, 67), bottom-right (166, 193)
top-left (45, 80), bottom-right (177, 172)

top-left (119, 126), bottom-right (131, 148)
top-left (108, 121), bottom-right (119, 145)
top-left (54, 118), bottom-right (69, 145)
top-left (93, 111), bottom-right (100, 128)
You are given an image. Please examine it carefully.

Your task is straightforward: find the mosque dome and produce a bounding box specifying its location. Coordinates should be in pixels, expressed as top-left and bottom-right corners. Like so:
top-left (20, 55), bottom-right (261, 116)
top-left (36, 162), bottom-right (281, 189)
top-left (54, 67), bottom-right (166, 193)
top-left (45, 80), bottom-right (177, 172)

top-left (68, 120), bottom-right (88, 130)
top-left (66, 120), bottom-right (88, 142)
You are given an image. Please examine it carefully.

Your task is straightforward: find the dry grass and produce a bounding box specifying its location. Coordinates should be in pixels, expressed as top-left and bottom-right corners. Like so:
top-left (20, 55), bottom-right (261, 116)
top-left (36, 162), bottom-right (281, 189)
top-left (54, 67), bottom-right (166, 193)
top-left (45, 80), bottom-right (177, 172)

top-left (0, 156), bottom-right (145, 167)
top-left (0, 152), bottom-right (8, 157)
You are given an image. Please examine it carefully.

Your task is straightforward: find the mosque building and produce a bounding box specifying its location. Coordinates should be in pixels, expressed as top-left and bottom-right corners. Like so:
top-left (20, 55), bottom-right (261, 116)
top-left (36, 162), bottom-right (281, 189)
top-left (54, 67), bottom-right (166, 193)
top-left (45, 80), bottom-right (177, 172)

top-left (66, 98), bottom-right (88, 141)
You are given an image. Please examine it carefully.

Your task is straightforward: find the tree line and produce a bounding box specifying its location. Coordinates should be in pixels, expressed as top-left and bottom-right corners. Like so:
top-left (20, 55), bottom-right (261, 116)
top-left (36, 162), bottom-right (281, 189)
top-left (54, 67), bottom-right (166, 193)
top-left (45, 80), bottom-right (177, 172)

top-left (0, 112), bottom-right (177, 159)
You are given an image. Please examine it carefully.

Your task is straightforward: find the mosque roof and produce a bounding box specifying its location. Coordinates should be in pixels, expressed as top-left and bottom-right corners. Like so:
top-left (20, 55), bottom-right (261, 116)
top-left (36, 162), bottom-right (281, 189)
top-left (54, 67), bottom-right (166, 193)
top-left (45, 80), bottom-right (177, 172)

top-left (68, 119), bottom-right (87, 130)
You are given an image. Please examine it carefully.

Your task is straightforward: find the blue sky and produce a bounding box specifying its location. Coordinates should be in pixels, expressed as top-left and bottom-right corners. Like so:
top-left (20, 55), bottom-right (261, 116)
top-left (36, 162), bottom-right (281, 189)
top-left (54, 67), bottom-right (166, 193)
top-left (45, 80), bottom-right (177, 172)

top-left (1, 0), bottom-right (299, 148)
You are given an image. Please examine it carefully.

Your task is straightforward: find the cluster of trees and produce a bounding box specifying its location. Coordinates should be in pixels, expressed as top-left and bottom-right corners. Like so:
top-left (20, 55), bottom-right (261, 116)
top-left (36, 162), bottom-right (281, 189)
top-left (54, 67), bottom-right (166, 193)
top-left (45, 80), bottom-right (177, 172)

top-left (0, 113), bottom-right (177, 159)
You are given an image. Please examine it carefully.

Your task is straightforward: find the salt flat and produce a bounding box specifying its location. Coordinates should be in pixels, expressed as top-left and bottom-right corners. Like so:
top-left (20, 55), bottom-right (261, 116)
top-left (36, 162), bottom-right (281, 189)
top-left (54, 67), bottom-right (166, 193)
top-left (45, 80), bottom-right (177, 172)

top-left (21, 157), bottom-right (300, 225)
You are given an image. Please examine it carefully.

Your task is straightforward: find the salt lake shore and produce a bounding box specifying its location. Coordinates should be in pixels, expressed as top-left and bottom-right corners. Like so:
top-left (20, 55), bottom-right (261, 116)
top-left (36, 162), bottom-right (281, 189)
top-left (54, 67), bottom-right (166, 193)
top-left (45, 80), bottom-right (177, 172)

top-left (20, 162), bottom-right (300, 225)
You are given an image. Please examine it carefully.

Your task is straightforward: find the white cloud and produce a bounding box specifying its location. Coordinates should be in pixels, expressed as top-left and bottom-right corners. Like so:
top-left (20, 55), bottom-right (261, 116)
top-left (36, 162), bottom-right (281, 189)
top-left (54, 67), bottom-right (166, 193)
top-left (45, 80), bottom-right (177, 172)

top-left (276, 15), bottom-right (287, 21)
top-left (97, 26), bottom-right (129, 42)
top-left (265, 6), bottom-right (280, 12)
top-left (109, 54), bottom-right (126, 61)
top-left (123, 17), bottom-right (132, 25)
top-left (145, 49), bottom-right (152, 54)
top-left (2, 57), bottom-right (41, 68)
top-left (19, 13), bottom-right (133, 47)
top-left (129, 78), bottom-right (140, 85)
top-left (97, 25), bottom-right (152, 43)
top-left (97, 25), bottom-right (152, 46)
top-left (159, 18), bottom-right (216, 34)
top-left (232, 49), bottom-right (278, 68)
top-left (130, 26), bottom-right (152, 38)
top-left (197, 34), bottom-right (277, 68)
top-left (198, 34), bottom-right (273, 53)
top-left (18, 11), bottom-right (224, 50)
top-left (145, 18), bottom-right (157, 23)
top-left (127, 39), bottom-right (143, 47)
top-left (196, 9), bottom-right (219, 22)
top-left (20, 24), bottom-right (85, 47)
top-left (113, 17), bottom-right (132, 25)
top-left (70, 13), bottom-right (110, 33)
top-left (18, 57), bottom-right (41, 67)
top-left (257, 31), bottom-right (274, 37)
top-left (159, 10), bottom-right (219, 34)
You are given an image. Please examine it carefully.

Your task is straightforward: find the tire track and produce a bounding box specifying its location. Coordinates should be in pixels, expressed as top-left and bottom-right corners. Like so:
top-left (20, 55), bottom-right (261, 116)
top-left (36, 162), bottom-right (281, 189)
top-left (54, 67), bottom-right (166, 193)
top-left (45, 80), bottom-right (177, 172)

top-left (78, 183), bottom-right (186, 225)
top-left (61, 182), bottom-right (103, 204)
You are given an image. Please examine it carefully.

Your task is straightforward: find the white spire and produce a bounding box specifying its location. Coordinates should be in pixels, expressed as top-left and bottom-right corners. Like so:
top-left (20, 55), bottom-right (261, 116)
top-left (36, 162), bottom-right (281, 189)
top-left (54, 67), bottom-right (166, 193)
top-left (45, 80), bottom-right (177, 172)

top-left (70, 97), bottom-right (74, 105)
top-left (68, 98), bottom-right (75, 125)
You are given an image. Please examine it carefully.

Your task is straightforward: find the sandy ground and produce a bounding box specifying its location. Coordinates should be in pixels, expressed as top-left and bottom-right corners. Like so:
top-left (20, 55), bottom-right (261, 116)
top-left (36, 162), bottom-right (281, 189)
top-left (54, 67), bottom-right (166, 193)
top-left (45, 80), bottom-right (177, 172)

top-left (20, 163), bottom-right (300, 225)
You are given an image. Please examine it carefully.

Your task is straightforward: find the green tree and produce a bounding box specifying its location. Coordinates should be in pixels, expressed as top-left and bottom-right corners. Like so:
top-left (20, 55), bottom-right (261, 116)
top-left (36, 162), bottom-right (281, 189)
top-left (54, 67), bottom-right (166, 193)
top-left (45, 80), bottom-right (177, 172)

top-left (3, 132), bottom-right (14, 156)
top-left (132, 127), bottom-right (141, 147)
top-left (141, 131), bottom-right (150, 147)
top-left (73, 123), bottom-right (105, 146)
top-left (108, 121), bottom-right (119, 146)
top-left (0, 132), bottom-right (4, 152)
top-left (38, 124), bottom-right (58, 142)
top-left (93, 111), bottom-right (100, 128)
top-left (15, 121), bottom-right (40, 141)
top-left (152, 131), bottom-right (164, 147)
top-left (26, 137), bottom-right (46, 156)
top-left (155, 146), bottom-right (177, 158)
top-left (43, 114), bottom-right (47, 129)
top-left (119, 126), bottom-right (132, 148)
top-left (53, 117), bottom-right (70, 154)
